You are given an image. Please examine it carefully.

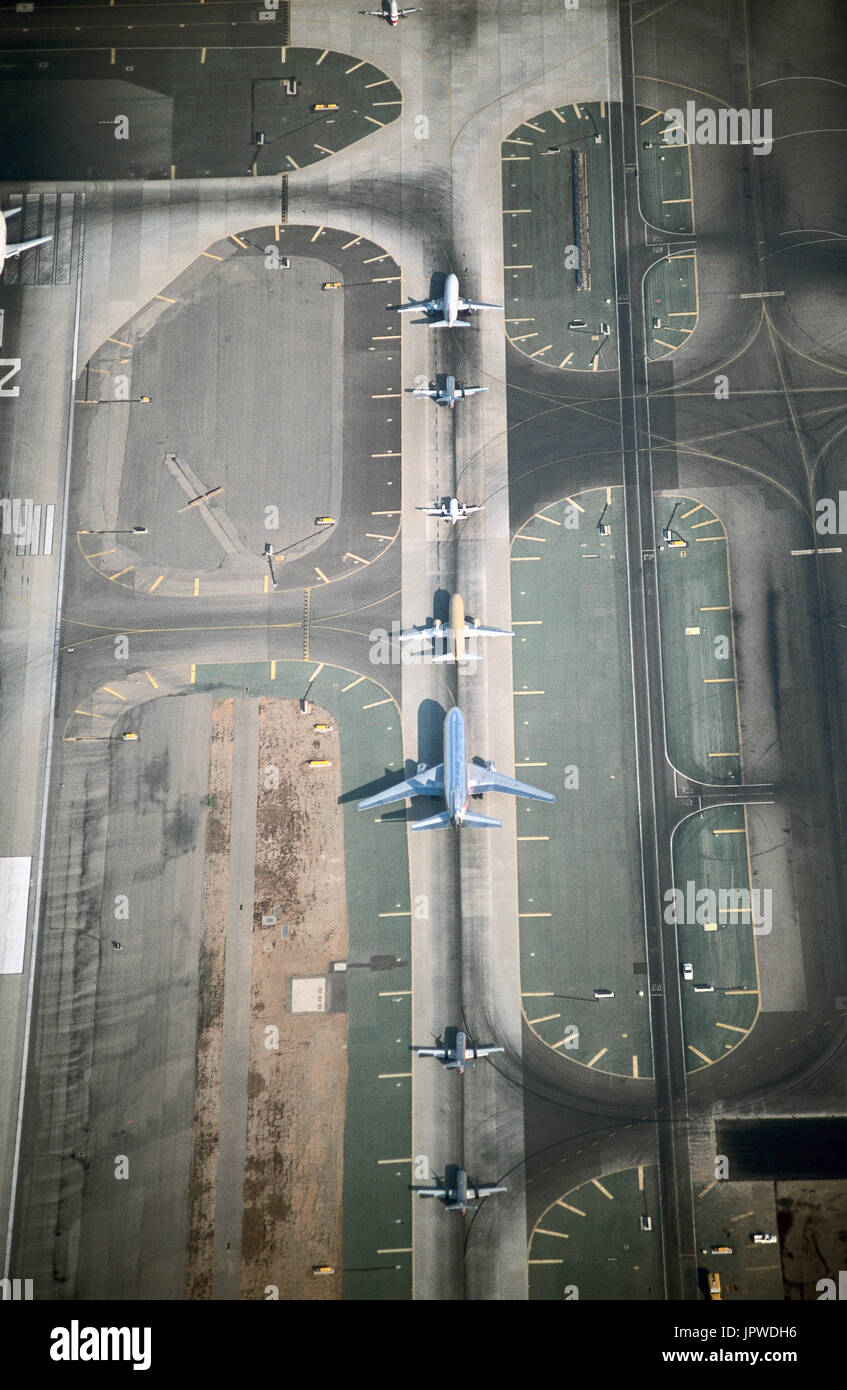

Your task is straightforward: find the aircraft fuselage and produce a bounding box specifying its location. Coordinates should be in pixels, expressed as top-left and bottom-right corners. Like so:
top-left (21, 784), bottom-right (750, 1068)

top-left (443, 707), bottom-right (470, 825)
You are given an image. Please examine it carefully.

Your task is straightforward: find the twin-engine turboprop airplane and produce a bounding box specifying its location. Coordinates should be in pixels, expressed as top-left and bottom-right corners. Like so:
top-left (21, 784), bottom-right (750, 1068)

top-left (417, 496), bottom-right (483, 524)
top-left (359, 0), bottom-right (421, 23)
top-left (410, 374), bottom-right (488, 407)
top-left (416, 1030), bottom-right (505, 1073)
top-left (417, 1170), bottom-right (507, 1212)
top-left (357, 706), bottom-right (555, 829)
top-left (390, 272), bottom-right (501, 327)
top-left (398, 592), bottom-right (513, 664)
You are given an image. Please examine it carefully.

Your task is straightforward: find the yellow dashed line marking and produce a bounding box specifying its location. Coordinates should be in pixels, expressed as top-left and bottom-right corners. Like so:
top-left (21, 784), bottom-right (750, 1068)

top-left (200, 47), bottom-right (206, 63)
top-left (200, 252), bottom-right (223, 261)
top-left (511, 555), bottom-right (541, 562)
top-left (685, 626), bottom-right (701, 635)
top-left (691, 517), bottom-right (721, 529)
top-left (688, 1045), bottom-right (713, 1063)
top-left (516, 533), bottom-right (546, 542)
top-left (586, 1048), bottom-right (608, 1068)
top-left (524, 121), bottom-right (545, 132)
top-left (346, 61), bottom-right (366, 74)
top-left (696, 535), bottom-right (726, 543)
top-left (314, 144), bottom-right (335, 155)
top-left (108, 566), bottom-right (134, 582)
top-left (306, 664), bottom-right (324, 684)
top-left (315, 49), bottom-right (329, 65)
top-left (74, 708), bottom-right (107, 719)
top-left (517, 834), bottom-right (549, 839)
top-left (572, 103), bottom-right (582, 119)
top-left (511, 332), bottom-right (539, 342)
top-left (565, 496), bottom-right (585, 513)
top-left (342, 236), bottom-right (363, 249)
top-left (704, 677), bottom-right (735, 684)
top-left (592, 1179), bottom-right (614, 1200)
top-left (193, 577), bottom-right (200, 596)
top-left (633, 1055), bottom-right (639, 1078)
top-left (363, 254), bottom-right (389, 264)
top-left (697, 1182), bottom-right (717, 1198)
top-left (528, 1013), bottom-right (560, 1025)
top-left (638, 1165), bottom-right (644, 1190)
top-left (310, 226), bottom-right (324, 242)
top-left (708, 751), bottom-right (739, 758)
top-left (530, 343), bottom-right (553, 357)
top-left (363, 697), bottom-right (392, 710)
top-left (713, 828), bottom-right (746, 835)
top-left (518, 912), bottom-right (552, 918)
top-left (378, 911), bottom-right (410, 918)
top-left (504, 137), bottom-right (533, 146)
top-left (314, 568), bottom-right (329, 583)
top-left (143, 670), bottom-right (158, 688)
top-left (230, 235), bottom-right (247, 249)
top-left (148, 575), bottom-right (164, 593)
top-left (558, 352), bottom-right (574, 367)
top-left (190, 664), bottom-right (196, 684)
top-left (550, 108), bottom-right (566, 123)
top-left (270, 660), bottom-right (276, 680)
top-left (101, 686), bottom-right (126, 701)
top-left (514, 690), bottom-right (545, 695)
top-left (701, 605), bottom-right (730, 611)
top-left (342, 675), bottom-right (366, 693)
top-left (155, 294), bottom-right (176, 303)
top-left (365, 116), bottom-right (386, 127)
top-left (557, 1201), bottom-right (585, 1216)
top-left (640, 109), bottom-right (662, 125)
top-left (716, 1022), bottom-right (747, 1034)
top-left (681, 503), bottom-right (704, 518)
top-left (378, 1072), bottom-right (411, 1079)
top-left (107, 337), bottom-right (132, 348)
top-left (535, 1228), bottom-right (569, 1240)
top-left (85, 548), bottom-right (117, 559)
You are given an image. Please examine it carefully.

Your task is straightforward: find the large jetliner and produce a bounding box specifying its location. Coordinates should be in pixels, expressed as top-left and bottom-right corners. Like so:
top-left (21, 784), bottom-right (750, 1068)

top-left (357, 706), bottom-right (555, 829)
top-left (359, 0), bottom-right (421, 23)
top-left (390, 272), bottom-right (501, 327)
top-left (416, 1030), bottom-right (504, 1074)
top-left (417, 1170), bottom-right (507, 1212)
top-left (1, 207), bottom-right (52, 270)
top-left (417, 496), bottom-right (483, 524)
top-left (398, 592), bottom-right (513, 664)
top-left (411, 374), bottom-right (488, 408)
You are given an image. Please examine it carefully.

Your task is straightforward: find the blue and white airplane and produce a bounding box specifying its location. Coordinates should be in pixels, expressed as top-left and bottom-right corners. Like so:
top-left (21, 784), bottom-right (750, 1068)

top-left (416, 1030), bottom-right (504, 1074)
top-left (390, 272), bottom-right (501, 328)
top-left (411, 374), bottom-right (488, 408)
top-left (417, 1170), bottom-right (507, 1213)
top-left (357, 706), bottom-right (555, 829)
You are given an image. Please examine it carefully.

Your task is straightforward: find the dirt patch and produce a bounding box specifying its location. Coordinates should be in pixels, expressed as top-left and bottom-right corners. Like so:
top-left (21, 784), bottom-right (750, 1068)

top-left (239, 698), bottom-right (348, 1300)
top-left (777, 1180), bottom-right (847, 1298)
top-left (184, 699), bottom-right (234, 1299)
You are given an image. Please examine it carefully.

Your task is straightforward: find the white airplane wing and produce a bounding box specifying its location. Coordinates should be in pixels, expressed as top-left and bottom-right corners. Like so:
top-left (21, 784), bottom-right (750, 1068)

top-left (398, 7), bottom-right (422, 12)
top-left (398, 625), bottom-right (447, 645)
top-left (468, 624), bottom-right (513, 639)
top-left (456, 386), bottom-right (488, 398)
top-left (411, 387), bottom-right (438, 398)
top-left (415, 1046), bottom-right (448, 1059)
top-left (417, 1187), bottom-right (448, 1199)
top-left (461, 504), bottom-right (484, 515)
top-left (394, 297), bottom-right (440, 314)
top-left (358, 763), bottom-right (444, 811)
top-left (459, 298), bottom-right (503, 312)
top-left (417, 505), bottom-right (447, 516)
top-left (467, 1045), bottom-right (505, 1059)
top-left (469, 1184), bottom-right (508, 1199)
top-left (467, 766), bottom-right (555, 802)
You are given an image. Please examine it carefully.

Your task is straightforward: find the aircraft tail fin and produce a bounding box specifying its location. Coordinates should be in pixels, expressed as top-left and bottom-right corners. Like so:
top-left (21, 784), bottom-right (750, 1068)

top-left (428, 319), bottom-right (469, 328)
top-left (411, 809), bottom-right (454, 831)
top-left (461, 811), bottom-right (502, 829)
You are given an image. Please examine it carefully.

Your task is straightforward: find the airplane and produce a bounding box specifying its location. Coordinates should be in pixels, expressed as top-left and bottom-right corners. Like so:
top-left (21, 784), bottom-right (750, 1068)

top-left (389, 272), bottom-right (502, 327)
top-left (1, 207), bottom-right (53, 270)
top-left (417, 1169), bottom-right (507, 1213)
top-left (357, 705), bottom-right (556, 829)
top-left (416, 1029), bottom-right (504, 1074)
top-left (359, 0), bottom-right (421, 24)
top-left (417, 496), bottom-right (483, 525)
top-left (410, 374), bottom-right (488, 408)
top-left (398, 591), bottom-right (513, 664)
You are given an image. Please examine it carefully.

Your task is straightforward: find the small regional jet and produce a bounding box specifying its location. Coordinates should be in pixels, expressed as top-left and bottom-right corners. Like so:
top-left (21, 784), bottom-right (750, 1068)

top-left (390, 272), bottom-right (502, 327)
top-left (357, 705), bottom-right (555, 829)
top-left (417, 1170), bottom-right (507, 1213)
top-left (398, 592), bottom-right (513, 664)
top-left (417, 496), bottom-right (483, 524)
top-left (1, 207), bottom-right (53, 270)
top-left (359, 0), bottom-right (421, 24)
top-left (410, 374), bottom-right (488, 408)
top-left (416, 1030), bottom-right (505, 1074)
